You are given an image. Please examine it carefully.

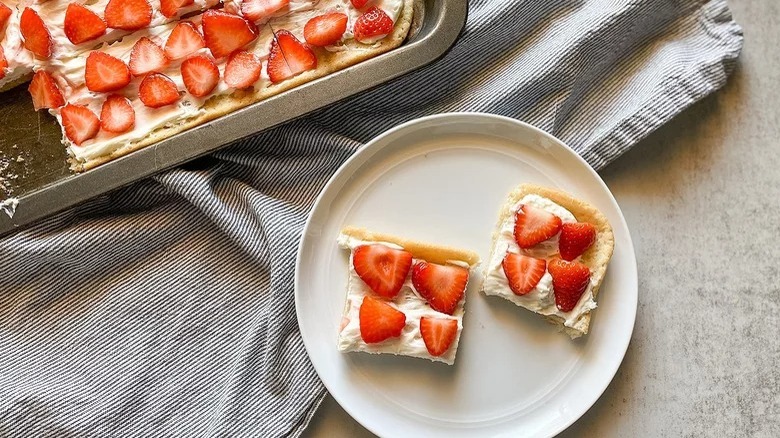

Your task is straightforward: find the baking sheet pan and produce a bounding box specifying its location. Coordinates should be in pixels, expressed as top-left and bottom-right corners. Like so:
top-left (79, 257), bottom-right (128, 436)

top-left (0, 0), bottom-right (467, 236)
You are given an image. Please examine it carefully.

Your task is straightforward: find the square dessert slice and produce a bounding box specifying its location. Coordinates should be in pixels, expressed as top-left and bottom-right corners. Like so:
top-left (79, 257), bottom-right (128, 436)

top-left (481, 184), bottom-right (614, 338)
top-left (337, 226), bottom-right (480, 365)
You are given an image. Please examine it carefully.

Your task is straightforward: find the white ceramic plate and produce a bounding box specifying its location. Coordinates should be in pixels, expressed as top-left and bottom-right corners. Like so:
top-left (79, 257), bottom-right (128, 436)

top-left (295, 113), bottom-right (637, 437)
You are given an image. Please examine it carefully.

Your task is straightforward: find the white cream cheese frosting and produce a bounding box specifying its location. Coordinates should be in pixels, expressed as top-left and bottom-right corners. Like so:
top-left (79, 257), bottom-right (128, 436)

top-left (1, 1), bottom-right (35, 89)
top-left (482, 194), bottom-right (598, 334)
top-left (336, 234), bottom-right (468, 365)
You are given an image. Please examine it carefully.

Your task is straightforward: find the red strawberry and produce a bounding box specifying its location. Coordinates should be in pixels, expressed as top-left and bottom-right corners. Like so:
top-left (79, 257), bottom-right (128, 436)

top-left (138, 73), bottom-right (180, 108)
top-left (548, 259), bottom-right (591, 312)
top-left (20, 8), bottom-right (52, 59)
top-left (502, 252), bottom-right (546, 296)
top-left (164, 21), bottom-right (204, 60)
top-left (353, 6), bottom-right (394, 43)
top-left (359, 296), bottom-right (406, 344)
top-left (0, 3), bottom-right (14, 31)
top-left (513, 204), bottom-right (562, 248)
top-left (352, 244), bottom-right (413, 299)
top-left (104, 0), bottom-right (152, 31)
top-left (419, 317), bottom-right (457, 357)
top-left (129, 37), bottom-right (169, 76)
top-left (63, 3), bottom-right (106, 45)
top-left (85, 51), bottom-right (131, 92)
top-left (28, 70), bottom-right (65, 110)
top-left (411, 261), bottom-right (469, 315)
top-left (266, 29), bottom-right (316, 84)
top-left (224, 50), bottom-right (261, 89)
top-left (303, 13), bottom-right (347, 47)
top-left (0, 47), bottom-right (7, 80)
top-left (351, 0), bottom-right (369, 7)
top-left (160, 0), bottom-right (194, 18)
top-left (181, 55), bottom-right (219, 97)
top-left (60, 104), bottom-right (100, 146)
top-left (240, 0), bottom-right (288, 22)
top-left (558, 222), bottom-right (596, 261)
top-left (100, 94), bottom-right (135, 133)
top-left (201, 10), bottom-right (257, 59)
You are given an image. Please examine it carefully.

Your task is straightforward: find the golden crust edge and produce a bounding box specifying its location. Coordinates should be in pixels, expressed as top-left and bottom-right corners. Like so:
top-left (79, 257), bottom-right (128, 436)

top-left (340, 226), bottom-right (481, 267)
top-left (485, 183), bottom-right (615, 339)
top-left (71, 0), bottom-right (415, 171)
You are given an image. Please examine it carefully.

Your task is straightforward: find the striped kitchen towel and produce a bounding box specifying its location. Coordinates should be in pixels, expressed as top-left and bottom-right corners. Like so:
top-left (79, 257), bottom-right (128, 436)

top-left (0, 1), bottom-right (742, 437)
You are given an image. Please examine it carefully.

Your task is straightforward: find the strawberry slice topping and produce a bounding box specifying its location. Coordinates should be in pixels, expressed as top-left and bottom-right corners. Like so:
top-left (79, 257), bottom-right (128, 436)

top-left (419, 317), bottom-right (458, 357)
top-left (240, 0), bottom-right (289, 22)
top-left (129, 37), bottom-right (169, 76)
top-left (267, 29), bottom-right (316, 84)
top-left (164, 21), bottom-right (204, 61)
top-left (359, 296), bottom-right (406, 344)
top-left (513, 204), bottom-right (563, 248)
top-left (548, 259), bottom-right (591, 312)
top-left (100, 94), bottom-right (135, 133)
top-left (0, 47), bottom-right (7, 80)
top-left (502, 252), bottom-right (546, 296)
top-left (20, 8), bottom-right (53, 59)
top-left (104, 0), bottom-right (152, 31)
top-left (85, 51), bottom-right (131, 92)
top-left (202, 10), bottom-right (257, 59)
top-left (558, 222), bottom-right (597, 261)
top-left (224, 50), bottom-right (262, 89)
top-left (411, 261), bottom-right (469, 315)
top-left (0, 3), bottom-right (13, 32)
top-left (303, 13), bottom-right (347, 47)
top-left (353, 6), bottom-right (394, 43)
top-left (138, 73), bottom-right (180, 108)
top-left (181, 55), bottom-right (220, 97)
top-left (64, 3), bottom-right (107, 45)
top-left (352, 244), bottom-right (413, 299)
top-left (28, 70), bottom-right (65, 111)
top-left (160, 0), bottom-right (195, 18)
top-left (60, 104), bottom-right (100, 146)
top-left (351, 0), bottom-right (369, 8)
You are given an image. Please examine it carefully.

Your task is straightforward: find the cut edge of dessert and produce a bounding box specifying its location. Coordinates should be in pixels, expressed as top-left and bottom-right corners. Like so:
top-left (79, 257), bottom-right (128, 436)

top-left (337, 226), bottom-right (480, 365)
top-left (481, 183), bottom-right (615, 339)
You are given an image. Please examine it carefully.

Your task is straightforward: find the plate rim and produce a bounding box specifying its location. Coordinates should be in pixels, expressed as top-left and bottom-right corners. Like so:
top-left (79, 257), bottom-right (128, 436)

top-left (294, 111), bottom-right (638, 437)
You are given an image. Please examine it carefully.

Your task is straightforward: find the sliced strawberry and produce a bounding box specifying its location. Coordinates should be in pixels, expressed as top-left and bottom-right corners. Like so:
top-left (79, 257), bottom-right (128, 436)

top-left (60, 104), bottom-right (100, 146)
top-left (20, 8), bottom-right (52, 59)
top-left (558, 222), bottom-right (597, 261)
top-left (359, 296), bottom-right (406, 344)
top-left (353, 6), bottom-right (394, 43)
top-left (181, 54), bottom-right (219, 97)
top-left (160, 0), bottom-right (194, 18)
top-left (201, 10), bottom-right (257, 59)
top-left (352, 244), bottom-right (413, 299)
top-left (548, 259), bottom-right (591, 312)
top-left (100, 94), bottom-right (135, 133)
top-left (104, 0), bottom-right (152, 31)
top-left (266, 29), bottom-right (316, 84)
top-left (85, 51), bottom-right (131, 92)
top-left (129, 37), bottom-right (169, 76)
top-left (502, 252), bottom-right (546, 296)
top-left (0, 3), bottom-right (13, 31)
top-left (164, 21), bottom-right (204, 60)
top-left (240, 0), bottom-right (289, 22)
top-left (411, 261), bottom-right (469, 315)
top-left (138, 72), bottom-right (180, 108)
top-left (223, 50), bottom-right (261, 89)
top-left (351, 0), bottom-right (369, 8)
top-left (28, 70), bottom-right (65, 110)
top-left (513, 204), bottom-right (562, 248)
top-left (303, 13), bottom-right (347, 47)
top-left (419, 317), bottom-right (457, 357)
top-left (0, 47), bottom-right (7, 80)
top-left (63, 3), bottom-right (106, 45)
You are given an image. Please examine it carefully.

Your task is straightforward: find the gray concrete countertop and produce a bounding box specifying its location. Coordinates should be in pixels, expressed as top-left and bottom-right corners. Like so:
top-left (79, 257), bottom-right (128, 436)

top-left (302, 1), bottom-right (779, 436)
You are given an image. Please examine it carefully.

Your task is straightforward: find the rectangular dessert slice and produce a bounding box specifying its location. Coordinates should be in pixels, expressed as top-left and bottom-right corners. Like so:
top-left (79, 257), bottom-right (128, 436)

top-left (481, 184), bottom-right (614, 338)
top-left (337, 226), bottom-right (480, 365)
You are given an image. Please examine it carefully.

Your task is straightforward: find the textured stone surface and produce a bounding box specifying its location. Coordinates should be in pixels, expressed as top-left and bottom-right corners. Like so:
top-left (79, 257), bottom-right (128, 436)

top-left (302, 1), bottom-right (780, 435)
